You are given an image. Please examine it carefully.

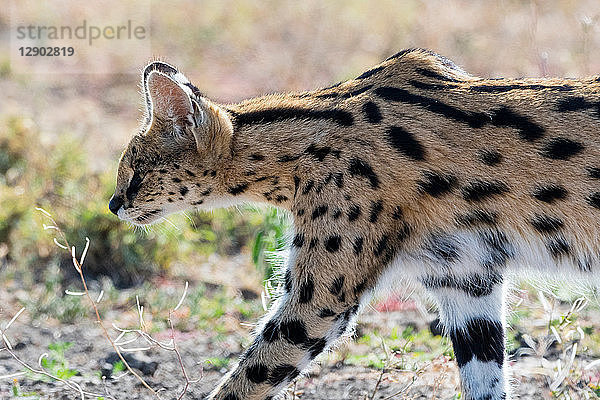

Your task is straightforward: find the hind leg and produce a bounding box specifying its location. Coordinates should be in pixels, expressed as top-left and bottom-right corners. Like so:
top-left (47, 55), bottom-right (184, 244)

top-left (425, 277), bottom-right (508, 400)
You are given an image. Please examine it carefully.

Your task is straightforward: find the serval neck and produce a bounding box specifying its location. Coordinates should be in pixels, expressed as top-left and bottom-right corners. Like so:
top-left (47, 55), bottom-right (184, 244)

top-left (224, 90), bottom-right (356, 209)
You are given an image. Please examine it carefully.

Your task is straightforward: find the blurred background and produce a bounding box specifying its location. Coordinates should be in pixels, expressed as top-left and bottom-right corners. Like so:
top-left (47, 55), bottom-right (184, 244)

top-left (2, 1), bottom-right (600, 399)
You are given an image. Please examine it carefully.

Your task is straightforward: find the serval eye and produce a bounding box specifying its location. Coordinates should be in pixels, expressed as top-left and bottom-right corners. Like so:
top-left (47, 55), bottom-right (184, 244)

top-left (126, 171), bottom-right (144, 201)
top-left (110, 50), bottom-right (599, 400)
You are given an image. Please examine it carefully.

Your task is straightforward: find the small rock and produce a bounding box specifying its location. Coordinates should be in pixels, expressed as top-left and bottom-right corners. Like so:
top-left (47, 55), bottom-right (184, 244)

top-left (103, 352), bottom-right (159, 377)
top-left (13, 342), bottom-right (27, 350)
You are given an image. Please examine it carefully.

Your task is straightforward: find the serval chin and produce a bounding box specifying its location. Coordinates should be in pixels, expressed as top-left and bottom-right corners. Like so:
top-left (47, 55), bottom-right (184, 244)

top-left (109, 48), bottom-right (600, 400)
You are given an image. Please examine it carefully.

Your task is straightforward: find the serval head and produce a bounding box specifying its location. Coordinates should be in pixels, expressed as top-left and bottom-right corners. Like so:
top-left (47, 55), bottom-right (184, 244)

top-left (109, 62), bottom-right (234, 225)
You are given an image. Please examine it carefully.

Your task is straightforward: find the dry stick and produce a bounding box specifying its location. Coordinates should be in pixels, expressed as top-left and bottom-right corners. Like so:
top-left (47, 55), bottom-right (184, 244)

top-left (168, 310), bottom-right (202, 400)
top-left (369, 338), bottom-right (390, 400)
top-left (37, 208), bottom-right (158, 397)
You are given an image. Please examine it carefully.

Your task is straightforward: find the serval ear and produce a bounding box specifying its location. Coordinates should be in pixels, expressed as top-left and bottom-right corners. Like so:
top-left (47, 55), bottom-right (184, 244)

top-left (142, 61), bottom-right (204, 137)
top-left (141, 62), bottom-right (233, 153)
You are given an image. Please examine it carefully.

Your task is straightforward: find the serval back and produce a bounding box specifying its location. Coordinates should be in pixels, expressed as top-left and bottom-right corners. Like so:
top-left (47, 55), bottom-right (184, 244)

top-left (109, 48), bottom-right (600, 400)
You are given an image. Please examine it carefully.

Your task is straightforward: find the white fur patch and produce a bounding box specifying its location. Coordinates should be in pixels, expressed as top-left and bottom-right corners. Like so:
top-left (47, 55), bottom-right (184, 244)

top-left (459, 359), bottom-right (508, 400)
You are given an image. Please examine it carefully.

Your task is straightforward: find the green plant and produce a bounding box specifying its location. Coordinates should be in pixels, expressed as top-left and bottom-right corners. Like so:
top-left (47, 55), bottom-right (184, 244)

top-left (251, 207), bottom-right (290, 281)
top-left (24, 342), bottom-right (79, 382)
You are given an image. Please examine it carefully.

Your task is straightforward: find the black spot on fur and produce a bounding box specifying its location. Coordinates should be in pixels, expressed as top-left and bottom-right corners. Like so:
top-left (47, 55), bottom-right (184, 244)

top-left (228, 183), bottom-right (249, 195)
top-left (479, 229), bottom-right (515, 268)
top-left (329, 276), bottom-right (345, 296)
top-left (284, 270), bottom-right (292, 292)
top-left (363, 101), bottom-right (382, 123)
top-left (305, 144), bottom-right (332, 161)
top-left (280, 319), bottom-right (308, 345)
top-left (339, 85), bottom-right (373, 98)
top-left (386, 126), bottom-right (426, 161)
top-left (386, 48), bottom-right (416, 61)
top-left (223, 394), bottom-right (240, 400)
top-left (369, 200), bottom-right (384, 223)
top-left (309, 238), bottom-right (318, 249)
top-left (532, 185), bottom-right (568, 203)
top-left (414, 67), bottom-right (459, 82)
top-left (578, 255), bottom-right (593, 272)
top-left (302, 180), bottom-right (314, 195)
top-left (456, 210), bottom-right (498, 227)
top-left (375, 87), bottom-right (488, 128)
top-left (299, 274), bottom-right (315, 304)
top-left (336, 304), bottom-right (360, 335)
top-left (184, 169), bottom-right (195, 177)
top-left (478, 150), bottom-right (502, 166)
top-left (333, 172), bottom-right (344, 188)
top-left (348, 158), bottom-right (380, 189)
top-left (292, 233), bottom-right (305, 248)
top-left (588, 192), bottom-right (600, 209)
top-left (296, 208), bottom-right (305, 217)
top-left (421, 271), bottom-right (502, 297)
top-left (353, 237), bottom-right (364, 255)
top-left (249, 153), bottom-right (265, 161)
top-left (417, 171), bottom-right (457, 197)
top-left (275, 195), bottom-right (288, 203)
top-left (490, 106), bottom-right (545, 141)
top-left (376, 88), bottom-right (545, 141)
top-left (246, 364), bottom-right (269, 383)
top-left (471, 83), bottom-right (574, 93)
top-left (293, 175), bottom-right (300, 195)
top-left (547, 237), bottom-right (571, 258)
top-left (172, 177), bottom-right (182, 183)
top-left (587, 167), bottom-right (600, 179)
top-left (557, 96), bottom-right (600, 118)
top-left (354, 279), bottom-right (368, 295)
top-left (268, 364), bottom-right (300, 385)
top-left (325, 235), bottom-right (342, 252)
top-left (262, 320), bottom-right (280, 342)
top-left (319, 308), bottom-right (336, 318)
top-left (426, 234), bottom-right (460, 263)
top-left (462, 180), bottom-right (509, 202)
top-left (355, 65), bottom-right (384, 80)
top-left (392, 206), bottom-right (403, 220)
top-left (450, 319), bottom-right (504, 367)
top-left (235, 107), bottom-right (354, 128)
top-left (348, 205), bottom-right (361, 222)
top-left (179, 186), bottom-right (188, 196)
top-left (312, 205), bottom-right (329, 220)
top-left (305, 337), bottom-right (327, 359)
top-left (374, 235), bottom-right (389, 257)
top-left (278, 154), bottom-right (301, 162)
top-left (540, 138), bottom-right (584, 160)
top-left (530, 214), bottom-right (564, 233)
top-left (332, 209), bottom-right (342, 219)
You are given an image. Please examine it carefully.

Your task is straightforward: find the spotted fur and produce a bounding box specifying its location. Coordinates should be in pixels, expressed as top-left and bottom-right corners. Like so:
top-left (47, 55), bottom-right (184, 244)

top-left (110, 48), bottom-right (600, 400)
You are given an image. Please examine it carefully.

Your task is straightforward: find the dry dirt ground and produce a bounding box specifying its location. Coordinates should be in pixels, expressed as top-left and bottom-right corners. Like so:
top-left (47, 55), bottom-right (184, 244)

top-left (0, 310), bottom-right (565, 400)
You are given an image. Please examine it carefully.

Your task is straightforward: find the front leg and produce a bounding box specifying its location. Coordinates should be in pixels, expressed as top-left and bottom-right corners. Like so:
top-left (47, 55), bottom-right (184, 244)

top-left (207, 249), bottom-right (367, 400)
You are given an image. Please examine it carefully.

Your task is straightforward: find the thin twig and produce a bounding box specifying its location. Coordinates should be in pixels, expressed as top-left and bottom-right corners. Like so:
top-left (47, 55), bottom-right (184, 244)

top-left (37, 208), bottom-right (158, 396)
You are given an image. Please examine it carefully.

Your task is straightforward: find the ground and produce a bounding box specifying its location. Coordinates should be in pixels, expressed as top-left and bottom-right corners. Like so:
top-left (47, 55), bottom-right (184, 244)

top-left (1, 270), bottom-right (599, 399)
